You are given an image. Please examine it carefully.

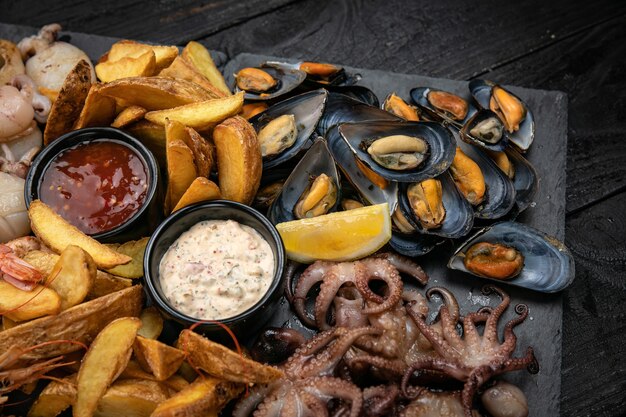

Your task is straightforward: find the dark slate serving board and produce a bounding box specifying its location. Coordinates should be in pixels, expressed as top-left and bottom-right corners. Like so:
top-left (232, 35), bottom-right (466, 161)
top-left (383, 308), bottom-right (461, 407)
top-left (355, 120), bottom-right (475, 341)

top-left (225, 53), bottom-right (568, 416)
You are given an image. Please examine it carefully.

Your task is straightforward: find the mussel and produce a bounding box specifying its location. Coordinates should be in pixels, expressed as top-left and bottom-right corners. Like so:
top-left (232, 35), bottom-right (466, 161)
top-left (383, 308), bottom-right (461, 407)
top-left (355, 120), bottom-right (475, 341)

top-left (490, 85), bottom-right (526, 133)
top-left (382, 93), bottom-right (420, 121)
top-left (459, 109), bottom-right (508, 151)
top-left (486, 150), bottom-right (515, 179)
top-left (235, 67), bottom-right (277, 93)
top-left (257, 114), bottom-right (298, 157)
top-left (405, 179), bottom-right (446, 230)
top-left (361, 135), bottom-right (429, 171)
top-left (410, 87), bottom-right (476, 129)
top-left (233, 65), bottom-right (306, 101)
top-left (463, 241), bottom-right (524, 280)
top-left (264, 60), bottom-right (360, 87)
top-left (448, 221), bottom-right (575, 292)
top-left (449, 146), bottom-right (486, 206)
top-left (293, 173), bottom-right (338, 219)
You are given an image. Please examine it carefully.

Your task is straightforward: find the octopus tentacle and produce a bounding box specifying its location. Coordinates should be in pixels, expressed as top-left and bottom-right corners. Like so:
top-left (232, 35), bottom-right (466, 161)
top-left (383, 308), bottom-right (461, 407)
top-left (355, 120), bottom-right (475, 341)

top-left (462, 314), bottom-right (485, 354)
top-left (406, 302), bottom-right (456, 361)
top-left (298, 390), bottom-right (329, 417)
top-left (437, 306), bottom-right (465, 356)
top-left (315, 264), bottom-right (355, 329)
top-left (461, 366), bottom-right (492, 417)
top-left (358, 259), bottom-right (403, 314)
top-left (347, 354), bottom-right (407, 376)
top-left (426, 287), bottom-right (460, 322)
top-left (362, 384), bottom-right (399, 417)
top-left (481, 286), bottom-right (510, 346)
top-left (301, 376), bottom-right (362, 417)
top-left (283, 260), bottom-right (301, 305)
top-left (333, 287), bottom-right (367, 329)
top-left (504, 346), bottom-right (539, 374)
top-left (233, 383), bottom-right (279, 417)
top-left (497, 304), bottom-right (529, 357)
top-left (293, 261), bottom-right (334, 328)
top-left (372, 252), bottom-right (429, 285)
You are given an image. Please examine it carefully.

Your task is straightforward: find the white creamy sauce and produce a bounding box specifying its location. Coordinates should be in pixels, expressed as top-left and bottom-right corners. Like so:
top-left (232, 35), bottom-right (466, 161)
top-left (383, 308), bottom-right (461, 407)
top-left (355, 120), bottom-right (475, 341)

top-left (159, 219), bottom-right (275, 320)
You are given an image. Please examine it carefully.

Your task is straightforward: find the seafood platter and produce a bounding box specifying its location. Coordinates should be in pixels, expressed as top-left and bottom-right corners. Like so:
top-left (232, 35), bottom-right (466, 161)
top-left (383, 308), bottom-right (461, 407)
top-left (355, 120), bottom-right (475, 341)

top-left (0, 22), bottom-right (571, 417)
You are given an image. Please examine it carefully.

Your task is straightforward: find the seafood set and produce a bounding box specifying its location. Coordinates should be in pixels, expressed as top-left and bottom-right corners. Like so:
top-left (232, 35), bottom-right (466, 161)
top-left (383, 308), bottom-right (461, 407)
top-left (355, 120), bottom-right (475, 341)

top-left (0, 24), bottom-right (573, 417)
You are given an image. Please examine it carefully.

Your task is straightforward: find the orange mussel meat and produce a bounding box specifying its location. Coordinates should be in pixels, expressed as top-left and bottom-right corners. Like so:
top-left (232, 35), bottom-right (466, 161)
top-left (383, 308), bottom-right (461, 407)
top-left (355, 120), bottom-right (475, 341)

top-left (463, 241), bottom-right (524, 280)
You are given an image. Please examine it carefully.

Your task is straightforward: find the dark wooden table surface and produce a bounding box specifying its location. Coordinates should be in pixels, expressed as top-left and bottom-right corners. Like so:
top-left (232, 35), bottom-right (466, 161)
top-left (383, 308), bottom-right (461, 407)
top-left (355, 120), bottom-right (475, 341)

top-left (2, 0), bottom-right (625, 416)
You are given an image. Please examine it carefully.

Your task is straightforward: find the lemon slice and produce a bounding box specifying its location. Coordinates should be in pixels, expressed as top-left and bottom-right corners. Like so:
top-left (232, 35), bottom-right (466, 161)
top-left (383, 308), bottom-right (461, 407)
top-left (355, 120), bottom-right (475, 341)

top-left (275, 203), bottom-right (392, 263)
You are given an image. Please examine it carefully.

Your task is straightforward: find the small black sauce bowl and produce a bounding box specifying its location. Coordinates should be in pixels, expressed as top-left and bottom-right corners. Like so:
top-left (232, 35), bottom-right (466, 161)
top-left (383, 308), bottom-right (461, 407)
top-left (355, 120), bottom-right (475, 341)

top-left (24, 127), bottom-right (162, 243)
top-left (143, 200), bottom-right (286, 340)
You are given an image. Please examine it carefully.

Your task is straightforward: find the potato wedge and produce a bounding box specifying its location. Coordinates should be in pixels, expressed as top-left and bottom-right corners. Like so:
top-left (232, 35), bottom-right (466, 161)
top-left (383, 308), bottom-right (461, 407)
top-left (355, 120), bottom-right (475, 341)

top-left (163, 375), bottom-right (190, 393)
top-left (118, 359), bottom-right (156, 381)
top-left (213, 115), bottom-right (262, 204)
top-left (72, 84), bottom-right (117, 130)
top-left (159, 55), bottom-right (226, 98)
top-left (177, 329), bottom-right (283, 384)
top-left (111, 105), bottom-right (146, 128)
top-left (166, 139), bottom-right (197, 213)
top-left (43, 59), bottom-right (92, 145)
top-left (98, 76), bottom-right (218, 110)
top-left (28, 375), bottom-right (77, 417)
top-left (94, 378), bottom-right (171, 417)
top-left (104, 238), bottom-right (148, 279)
top-left (181, 41), bottom-right (231, 96)
top-left (95, 50), bottom-right (156, 83)
top-left (134, 336), bottom-right (185, 381)
top-left (145, 91), bottom-right (244, 131)
top-left (0, 280), bottom-right (61, 321)
top-left (165, 120), bottom-right (213, 177)
top-left (137, 306), bottom-right (164, 339)
top-left (46, 245), bottom-right (96, 310)
top-left (0, 286), bottom-right (142, 360)
top-left (125, 119), bottom-right (166, 163)
top-left (29, 200), bottom-right (132, 269)
top-left (107, 40), bottom-right (178, 72)
top-left (2, 315), bottom-right (18, 330)
top-left (150, 376), bottom-right (243, 417)
top-left (172, 177), bottom-right (221, 212)
top-left (75, 317), bottom-right (142, 417)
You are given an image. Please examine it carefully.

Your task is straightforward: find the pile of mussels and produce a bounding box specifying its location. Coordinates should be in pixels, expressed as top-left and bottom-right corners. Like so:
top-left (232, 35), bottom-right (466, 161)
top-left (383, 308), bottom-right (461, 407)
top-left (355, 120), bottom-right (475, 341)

top-left (231, 61), bottom-right (574, 293)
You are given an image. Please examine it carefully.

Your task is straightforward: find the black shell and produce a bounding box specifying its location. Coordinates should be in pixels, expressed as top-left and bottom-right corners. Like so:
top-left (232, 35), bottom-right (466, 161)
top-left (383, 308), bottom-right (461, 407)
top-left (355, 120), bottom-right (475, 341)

top-left (235, 65), bottom-right (306, 101)
top-left (389, 232), bottom-right (441, 257)
top-left (459, 109), bottom-right (509, 151)
top-left (505, 147), bottom-right (539, 215)
top-left (410, 87), bottom-right (476, 129)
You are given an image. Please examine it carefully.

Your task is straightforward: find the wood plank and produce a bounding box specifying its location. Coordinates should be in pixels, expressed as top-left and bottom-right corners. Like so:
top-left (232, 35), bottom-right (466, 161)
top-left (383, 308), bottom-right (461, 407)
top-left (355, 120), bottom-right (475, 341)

top-left (0, 0), bottom-right (297, 44)
top-left (562, 190), bottom-right (626, 416)
top-left (471, 17), bottom-right (626, 213)
top-left (196, 0), bottom-right (626, 78)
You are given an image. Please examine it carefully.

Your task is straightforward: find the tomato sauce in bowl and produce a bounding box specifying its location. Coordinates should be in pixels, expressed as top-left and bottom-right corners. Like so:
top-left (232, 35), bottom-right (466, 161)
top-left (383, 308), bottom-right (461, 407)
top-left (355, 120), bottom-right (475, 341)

top-left (39, 140), bottom-right (149, 234)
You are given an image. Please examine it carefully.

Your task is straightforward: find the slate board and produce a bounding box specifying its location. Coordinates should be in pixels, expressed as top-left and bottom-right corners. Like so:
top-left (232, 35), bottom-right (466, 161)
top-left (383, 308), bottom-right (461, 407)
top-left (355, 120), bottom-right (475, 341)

top-left (225, 53), bottom-right (569, 417)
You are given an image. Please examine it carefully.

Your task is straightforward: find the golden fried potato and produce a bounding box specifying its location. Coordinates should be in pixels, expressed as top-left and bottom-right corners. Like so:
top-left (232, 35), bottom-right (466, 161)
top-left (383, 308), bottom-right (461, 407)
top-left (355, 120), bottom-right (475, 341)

top-left (29, 200), bottom-right (132, 269)
top-left (0, 286), bottom-right (142, 360)
top-left (95, 50), bottom-right (157, 82)
top-left (150, 376), bottom-right (243, 417)
top-left (159, 55), bottom-right (226, 98)
top-left (172, 177), bottom-right (221, 212)
top-left (46, 245), bottom-right (96, 310)
top-left (213, 115), bottom-right (262, 205)
top-left (2, 315), bottom-right (18, 330)
top-left (72, 84), bottom-right (117, 129)
top-left (95, 379), bottom-right (171, 417)
top-left (181, 41), bottom-right (231, 96)
top-left (75, 317), bottom-right (142, 417)
top-left (111, 105), bottom-right (146, 128)
top-left (98, 76), bottom-right (219, 110)
top-left (104, 238), bottom-right (148, 279)
top-left (125, 119), bottom-right (166, 163)
top-left (166, 139), bottom-right (197, 213)
top-left (177, 330), bottom-right (283, 384)
top-left (137, 306), bottom-right (164, 340)
top-left (165, 120), bottom-right (213, 177)
top-left (0, 281), bottom-right (61, 322)
top-left (145, 91), bottom-right (244, 131)
top-left (27, 375), bottom-right (77, 417)
top-left (163, 375), bottom-right (190, 393)
top-left (43, 59), bottom-right (92, 144)
top-left (134, 336), bottom-right (185, 381)
top-left (118, 359), bottom-right (156, 381)
top-left (107, 40), bottom-right (178, 72)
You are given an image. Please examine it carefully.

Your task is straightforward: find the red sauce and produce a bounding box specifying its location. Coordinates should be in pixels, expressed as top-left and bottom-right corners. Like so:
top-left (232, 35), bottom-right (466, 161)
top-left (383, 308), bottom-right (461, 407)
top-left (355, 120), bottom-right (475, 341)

top-left (40, 140), bottom-right (148, 234)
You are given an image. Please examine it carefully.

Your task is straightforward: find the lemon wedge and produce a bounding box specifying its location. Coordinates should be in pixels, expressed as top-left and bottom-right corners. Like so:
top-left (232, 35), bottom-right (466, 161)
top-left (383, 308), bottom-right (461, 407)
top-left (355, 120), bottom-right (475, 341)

top-left (275, 203), bottom-right (392, 263)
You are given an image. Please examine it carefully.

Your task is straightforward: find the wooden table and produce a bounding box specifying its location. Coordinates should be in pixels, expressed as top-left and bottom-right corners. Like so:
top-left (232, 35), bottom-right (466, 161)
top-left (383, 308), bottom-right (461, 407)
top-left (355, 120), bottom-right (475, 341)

top-left (3, 1), bottom-right (625, 415)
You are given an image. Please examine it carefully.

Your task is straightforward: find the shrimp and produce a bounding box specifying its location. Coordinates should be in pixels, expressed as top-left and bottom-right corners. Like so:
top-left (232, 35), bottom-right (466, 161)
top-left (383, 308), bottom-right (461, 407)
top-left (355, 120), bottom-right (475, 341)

top-left (0, 243), bottom-right (43, 291)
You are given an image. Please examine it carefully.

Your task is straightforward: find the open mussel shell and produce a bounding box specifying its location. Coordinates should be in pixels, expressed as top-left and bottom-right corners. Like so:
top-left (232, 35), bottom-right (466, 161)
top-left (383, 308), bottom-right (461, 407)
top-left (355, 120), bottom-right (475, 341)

top-left (468, 79), bottom-right (535, 152)
top-left (264, 60), bottom-right (360, 87)
top-left (338, 120), bottom-right (455, 183)
top-left (398, 172), bottom-right (474, 238)
top-left (235, 65), bottom-right (306, 101)
top-left (317, 92), bottom-right (399, 137)
top-left (410, 87), bottom-right (476, 129)
top-left (268, 137), bottom-right (341, 224)
top-left (454, 136), bottom-right (516, 219)
top-left (250, 89), bottom-right (328, 170)
top-left (505, 147), bottom-right (538, 215)
top-left (459, 109), bottom-right (508, 151)
top-left (448, 221), bottom-right (575, 292)
top-left (327, 85), bottom-right (379, 107)
top-left (389, 232), bottom-right (441, 257)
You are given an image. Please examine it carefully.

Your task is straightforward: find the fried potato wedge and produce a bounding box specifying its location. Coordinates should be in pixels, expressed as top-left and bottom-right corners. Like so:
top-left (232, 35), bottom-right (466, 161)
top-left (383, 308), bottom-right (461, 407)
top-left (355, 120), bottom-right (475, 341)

top-left (182, 41), bottom-right (230, 96)
top-left (177, 330), bottom-right (283, 384)
top-left (22, 250), bottom-right (131, 299)
top-left (159, 55), bottom-right (226, 98)
top-left (107, 40), bottom-right (178, 72)
top-left (73, 84), bottom-right (117, 129)
top-left (0, 286), bottom-right (142, 360)
top-left (134, 336), bottom-right (185, 381)
top-left (150, 376), bottom-right (243, 417)
top-left (0, 280), bottom-right (61, 322)
top-left (104, 238), bottom-right (148, 279)
top-left (145, 91), bottom-right (244, 131)
top-left (111, 105), bottom-right (146, 128)
top-left (29, 200), bottom-right (132, 269)
top-left (27, 375), bottom-right (77, 417)
top-left (95, 50), bottom-right (157, 83)
top-left (43, 59), bottom-right (92, 145)
top-left (98, 76), bottom-right (218, 110)
top-left (94, 379), bottom-right (171, 417)
top-left (213, 115), bottom-right (262, 204)
top-left (75, 317), bottom-right (142, 417)
top-left (165, 120), bottom-right (213, 177)
top-left (46, 245), bottom-right (96, 310)
top-left (137, 306), bottom-right (164, 340)
top-left (2, 315), bottom-right (18, 330)
top-left (172, 177), bottom-right (221, 212)
top-left (118, 359), bottom-right (156, 381)
top-left (125, 119), bottom-right (166, 163)
top-left (163, 375), bottom-right (190, 393)
top-left (166, 139), bottom-right (197, 213)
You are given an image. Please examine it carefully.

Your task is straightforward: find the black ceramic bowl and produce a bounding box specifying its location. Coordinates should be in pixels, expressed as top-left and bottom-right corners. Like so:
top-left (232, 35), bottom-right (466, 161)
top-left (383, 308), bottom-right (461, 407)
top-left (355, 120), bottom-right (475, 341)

top-left (25, 127), bottom-right (161, 243)
top-left (143, 200), bottom-right (286, 339)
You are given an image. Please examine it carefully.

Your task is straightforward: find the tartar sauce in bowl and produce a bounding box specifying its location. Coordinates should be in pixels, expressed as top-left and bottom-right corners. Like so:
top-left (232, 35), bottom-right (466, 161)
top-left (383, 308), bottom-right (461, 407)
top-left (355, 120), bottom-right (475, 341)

top-left (159, 219), bottom-right (275, 320)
